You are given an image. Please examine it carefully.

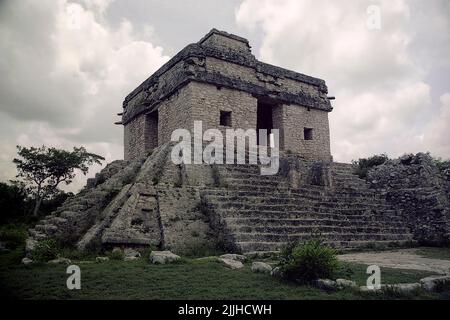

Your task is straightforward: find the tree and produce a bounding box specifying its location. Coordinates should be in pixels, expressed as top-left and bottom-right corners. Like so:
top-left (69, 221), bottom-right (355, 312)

top-left (13, 146), bottom-right (104, 216)
top-left (0, 181), bottom-right (29, 224)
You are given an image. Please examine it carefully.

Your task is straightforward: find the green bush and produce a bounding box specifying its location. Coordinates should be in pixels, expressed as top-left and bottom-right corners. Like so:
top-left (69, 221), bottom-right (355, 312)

top-left (0, 225), bottom-right (27, 249)
top-left (59, 248), bottom-right (96, 261)
top-left (433, 157), bottom-right (450, 172)
top-left (30, 239), bottom-right (59, 262)
top-left (353, 154), bottom-right (389, 178)
top-left (107, 248), bottom-right (125, 261)
top-left (279, 239), bottom-right (339, 283)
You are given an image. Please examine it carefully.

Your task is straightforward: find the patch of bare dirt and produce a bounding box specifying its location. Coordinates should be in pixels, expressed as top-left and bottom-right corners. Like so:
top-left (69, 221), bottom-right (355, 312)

top-left (338, 248), bottom-right (450, 274)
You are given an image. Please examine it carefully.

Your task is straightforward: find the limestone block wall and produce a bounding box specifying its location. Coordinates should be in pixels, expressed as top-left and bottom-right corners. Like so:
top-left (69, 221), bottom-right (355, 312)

top-left (204, 57), bottom-right (321, 98)
top-left (124, 113), bottom-right (160, 161)
top-left (200, 33), bottom-right (250, 54)
top-left (158, 84), bottom-right (194, 146)
top-left (279, 103), bottom-right (332, 161)
top-left (124, 116), bottom-right (146, 161)
top-left (189, 81), bottom-right (257, 135)
top-left (125, 81), bottom-right (332, 162)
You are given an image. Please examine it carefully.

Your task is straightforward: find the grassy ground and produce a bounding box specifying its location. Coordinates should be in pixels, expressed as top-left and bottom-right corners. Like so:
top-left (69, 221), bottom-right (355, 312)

top-left (0, 248), bottom-right (448, 300)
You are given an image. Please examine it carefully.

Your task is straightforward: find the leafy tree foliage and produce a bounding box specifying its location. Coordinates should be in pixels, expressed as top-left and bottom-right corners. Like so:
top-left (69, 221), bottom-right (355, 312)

top-left (13, 146), bottom-right (104, 216)
top-left (0, 182), bottom-right (29, 224)
top-left (352, 154), bottom-right (389, 179)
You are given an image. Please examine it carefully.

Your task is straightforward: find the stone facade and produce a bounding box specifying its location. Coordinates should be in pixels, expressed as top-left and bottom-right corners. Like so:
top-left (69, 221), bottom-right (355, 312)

top-left (121, 29), bottom-right (333, 162)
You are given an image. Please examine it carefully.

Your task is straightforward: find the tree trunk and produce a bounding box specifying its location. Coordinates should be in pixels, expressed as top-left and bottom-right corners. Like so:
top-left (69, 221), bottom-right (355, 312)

top-left (33, 197), bottom-right (42, 217)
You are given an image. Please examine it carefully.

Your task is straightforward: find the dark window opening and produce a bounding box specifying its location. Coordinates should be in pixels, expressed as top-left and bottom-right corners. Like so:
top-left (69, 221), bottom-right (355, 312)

top-left (145, 111), bottom-right (159, 150)
top-left (220, 111), bottom-right (232, 127)
top-left (304, 128), bottom-right (313, 141)
top-left (257, 100), bottom-right (274, 145)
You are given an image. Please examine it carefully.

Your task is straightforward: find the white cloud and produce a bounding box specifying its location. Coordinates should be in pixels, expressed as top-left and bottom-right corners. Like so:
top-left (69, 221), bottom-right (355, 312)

top-left (0, 0), bottom-right (170, 192)
top-left (236, 0), bottom-right (450, 161)
top-left (420, 93), bottom-right (450, 158)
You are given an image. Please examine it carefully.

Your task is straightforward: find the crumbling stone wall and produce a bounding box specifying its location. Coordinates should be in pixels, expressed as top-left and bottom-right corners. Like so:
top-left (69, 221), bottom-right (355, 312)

top-left (367, 153), bottom-right (450, 245)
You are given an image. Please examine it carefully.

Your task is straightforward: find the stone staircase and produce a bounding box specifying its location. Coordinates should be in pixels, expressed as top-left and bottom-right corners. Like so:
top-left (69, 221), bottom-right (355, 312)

top-left (26, 159), bottom-right (144, 252)
top-left (201, 162), bottom-right (414, 254)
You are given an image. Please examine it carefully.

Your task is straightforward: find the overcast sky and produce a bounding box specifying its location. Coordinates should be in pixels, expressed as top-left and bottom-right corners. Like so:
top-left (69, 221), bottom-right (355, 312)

top-left (1, 0), bottom-right (449, 192)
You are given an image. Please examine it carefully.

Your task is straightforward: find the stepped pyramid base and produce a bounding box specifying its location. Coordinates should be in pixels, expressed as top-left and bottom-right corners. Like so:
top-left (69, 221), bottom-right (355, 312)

top-left (27, 144), bottom-right (447, 255)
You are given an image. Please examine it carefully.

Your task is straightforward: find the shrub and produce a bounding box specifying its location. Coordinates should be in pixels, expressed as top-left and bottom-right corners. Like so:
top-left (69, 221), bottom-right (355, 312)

top-left (59, 248), bottom-right (96, 261)
top-left (0, 182), bottom-right (30, 224)
top-left (433, 157), bottom-right (450, 172)
top-left (30, 239), bottom-right (59, 262)
top-left (107, 248), bottom-right (125, 261)
top-left (0, 224), bottom-right (27, 249)
top-left (353, 154), bottom-right (389, 179)
top-left (279, 239), bottom-right (339, 283)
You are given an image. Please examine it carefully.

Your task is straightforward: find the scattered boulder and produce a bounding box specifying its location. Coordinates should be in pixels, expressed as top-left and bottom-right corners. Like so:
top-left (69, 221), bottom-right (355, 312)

top-left (150, 251), bottom-right (181, 264)
top-left (336, 278), bottom-right (358, 289)
top-left (124, 248), bottom-right (141, 258)
top-left (218, 258), bottom-right (244, 270)
top-left (48, 257), bottom-right (72, 265)
top-left (359, 285), bottom-right (382, 292)
top-left (314, 279), bottom-right (357, 291)
top-left (384, 283), bottom-right (421, 294)
top-left (124, 248), bottom-right (141, 261)
top-left (21, 257), bottom-right (33, 265)
top-left (270, 267), bottom-right (283, 278)
top-left (124, 256), bottom-right (140, 261)
top-left (313, 279), bottom-right (337, 290)
top-left (96, 256), bottom-right (110, 263)
top-left (219, 254), bottom-right (246, 262)
top-left (251, 262), bottom-right (272, 274)
top-left (420, 275), bottom-right (450, 292)
top-left (25, 239), bottom-right (37, 254)
top-left (360, 283), bottom-right (421, 294)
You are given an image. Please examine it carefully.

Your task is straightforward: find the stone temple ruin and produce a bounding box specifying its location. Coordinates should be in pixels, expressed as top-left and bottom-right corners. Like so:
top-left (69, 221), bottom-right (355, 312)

top-left (27, 29), bottom-right (450, 255)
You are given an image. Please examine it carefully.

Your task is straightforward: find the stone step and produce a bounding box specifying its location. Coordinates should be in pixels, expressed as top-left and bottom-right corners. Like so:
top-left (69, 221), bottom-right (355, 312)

top-left (223, 217), bottom-right (408, 228)
top-left (234, 232), bottom-right (412, 243)
top-left (210, 201), bottom-right (395, 212)
top-left (204, 193), bottom-right (387, 205)
top-left (202, 188), bottom-right (381, 199)
top-left (237, 239), bottom-right (414, 253)
top-left (332, 163), bottom-right (356, 170)
top-left (229, 224), bottom-right (411, 235)
top-left (218, 209), bottom-right (404, 223)
top-left (44, 217), bottom-right (70, 226)
top-left (34, 224), bottom-right (58, 235)
top-left (28, 229), bottom-right (48, 240)
top-left (332, 176), bottom-right (366, 182)
top-left (224, 177), bottom-right (288, 186)
top-left (59, 211), bottom-right (79, 220)
top-left (333, 180), bottom-right (367, 187)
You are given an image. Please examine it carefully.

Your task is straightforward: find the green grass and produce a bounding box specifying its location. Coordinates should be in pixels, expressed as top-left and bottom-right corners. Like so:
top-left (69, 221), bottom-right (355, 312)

top-left (0, 248), bottom-right (447, 300)
top-left (416, 247), bottom-right (450, 261)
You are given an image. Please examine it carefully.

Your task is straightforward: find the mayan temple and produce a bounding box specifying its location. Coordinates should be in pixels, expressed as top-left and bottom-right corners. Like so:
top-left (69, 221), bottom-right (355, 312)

top-left (26, 29), bottom-right (450, 255)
